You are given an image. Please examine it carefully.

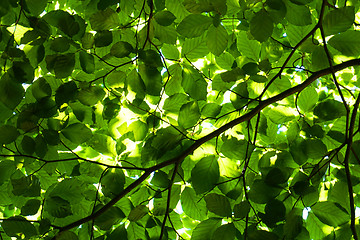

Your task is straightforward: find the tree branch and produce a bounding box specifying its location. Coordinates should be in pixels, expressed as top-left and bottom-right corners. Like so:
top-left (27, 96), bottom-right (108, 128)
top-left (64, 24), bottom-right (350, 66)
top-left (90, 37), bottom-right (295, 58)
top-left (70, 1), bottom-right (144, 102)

top-left (55, 58), bottom-right (360, 235)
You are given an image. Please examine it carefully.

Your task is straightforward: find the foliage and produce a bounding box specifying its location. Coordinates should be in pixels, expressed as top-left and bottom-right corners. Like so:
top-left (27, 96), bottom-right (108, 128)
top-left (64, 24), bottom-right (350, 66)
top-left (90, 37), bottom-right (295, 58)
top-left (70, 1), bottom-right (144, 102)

top-left (1, 0), bottom-right (360, 239)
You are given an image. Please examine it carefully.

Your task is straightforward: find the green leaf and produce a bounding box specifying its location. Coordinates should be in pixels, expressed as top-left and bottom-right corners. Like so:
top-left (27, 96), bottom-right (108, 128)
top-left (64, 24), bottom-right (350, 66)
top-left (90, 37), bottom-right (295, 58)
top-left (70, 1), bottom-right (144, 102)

top-left (191, 156), bottom-right (220, 194)
top-left (45, 196), bottom-right (72, 218)
top-left (267, 105), bottom-right (296, 124)
top-left (138, 64), bottom-right (162, 96)
top-left (204, 193), bottom-right (232, 217)
top-left (21, 199), bottom-right (41, 216)
top-left (191, 218), bottom-right (222, 240)
top-left (154, 10), bottom-right (176, 26)
top-left (181, 187), bottom-right (207, 220)
top-left (201, 103), bottom-right (221, 118)
top-left (250, 10), bottom-right (274, 42)
top-left (94, 30), bottom-right (113, 47)
top-left (108, 225), bottom-right (128, 240)
top-left (182, 66), bottom-right (207, 100)
top-left (302, 139), bottom-right (327, 159)
top-left (128, 205), bottom-right (148, 222)
top-left (264, 199), bottom-right (286, 224)
top-left (298, 87), bottom-right (318, 112)
top-left (46, 54), bottom-right (75, 78)
top-left (94, 206), bottom-right (124, 230)
top-left (77, 86), bottom-right (105, 106)
top-left (56, 231), bottom-right (78, 240)
top-left (323, 7), bottom-right (355, 36)
top-left (313, 99), bottom-right (347, 121)
top-left (177, 14), bottom-right (212, 38)
top-left (50, 37), bottom-right (70, 52)
top-left (101, 169), bottom-right (125, 198)
top-left (87, 133), bottom-right (117, 156)
top-left (0, 73), bottom-right (25, 110)
top-left (151, 170), bottom-right (171, 188)
top-left (178, 101), bottom-right (200, 129)
top-left (128, 120), bottom-right (148, 141)
top-left (234, 201), bottom-right (251, 219)
top-left (207, 25), bottom-right (228, 56)
top-left (312, 202), bottom-right (349, 227)
top-left (61, 123), bottom-right (92, 145)
top-left (0, 160), bottom-right (16, 186)
top-left (284, 208), bottom-right (303, 239)
top-left (230, 82), bottom-right (249, 109)
top-left (32, 77), bottom-right (52, 100)
top-left (221, 137), bottom-right (255, 160)
top-left (285, 1), bottom-right (312, 26)
top-left (328, 30), bottom-right (360, 57)
top-left (182, 35), bottom-right (209, 60)
top-left (55, 81), bottom-right (78, 106)
top-left (0, 125), bottom-right (19, 144)
top-left (248, 179), bottom-right (281, 204)
top-left (79, 51), bottom-right (95, 74)
top-left (110, 41), bottom-right (134, 58)
top-left (163, 93), bottom-right (189, 112)
top-left (25, 0), bottom-right (48, 16)
top-left (311, 46), bottom-right (330, 71)
top-left (89, 8), bottom-right (120, 31)
top-left (237, 31), bottom-right (261, 61)
top-left (248, 230), bottom-right (279, 240)
top-left (264, 167), bottom-right (288, 186)
top-left (161, 44), bottom-right (180, 60)
top-left (212, 223), bottom-right (236, 240)
top-left (1, 216), bottom-right (37, 238)
top-left (10, 61), bottom-right (34, 83)
top-left (43, 10), bottom-right (80, 37)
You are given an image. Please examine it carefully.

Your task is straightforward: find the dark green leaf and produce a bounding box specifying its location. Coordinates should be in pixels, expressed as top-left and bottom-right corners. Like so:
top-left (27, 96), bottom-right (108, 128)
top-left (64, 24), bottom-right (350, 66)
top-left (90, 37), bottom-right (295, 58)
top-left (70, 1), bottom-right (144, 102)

top-left (204, 193), bottom-right (232, 217)
top-left (101, 169), bottom-right (125, 198)
top-left (79, 51), bottom-right (95, 74)
top-left (128, 205), bottom-right (148, 222)
top-left (1, 216), bottom-right (37, 238)
top-left (248, 230), bottom-right (279, 240)
top-left (21, 199), bottom-right (41, 216)
top-left (0, 73), bottom-right (25, 110)
top-left (0, 125), bottom-right (19, 144)
top-left (32, 77), bottom-right (52, 100)
top-left (110, 41), bottom-right (134, 58)
top-left (45, 196), bottom-right (72, 218)
top-left (191, 156), bottom-right (220, 194)
top-left (284, 208), bottom-right (303, 239)
top-left (94, 206), bottom-right (125, 230)
top-left (77, 86), bottom-right (105, 106)
top-left (89, 8), bottom-right (120, 31)
top-left (94, 30), bottom-right (113, 47)
top-left (55, 81), bottom-right (78, 106)
top-left (154, 10), bottom-right (176, 26)
top-left (250, 10), bottom-right (274, 42)
top-left (234, 201), bottom-right (251, 219)
top-left (314, 99), bottom-right (347, 121)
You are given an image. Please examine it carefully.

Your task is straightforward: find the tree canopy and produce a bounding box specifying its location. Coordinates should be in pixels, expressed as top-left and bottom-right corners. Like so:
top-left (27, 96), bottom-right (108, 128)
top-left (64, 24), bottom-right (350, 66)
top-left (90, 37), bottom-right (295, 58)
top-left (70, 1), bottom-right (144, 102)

top-left (1, 0), bottom-right (360, 239)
